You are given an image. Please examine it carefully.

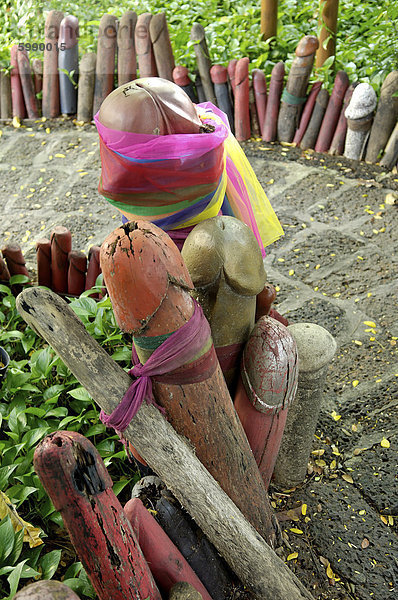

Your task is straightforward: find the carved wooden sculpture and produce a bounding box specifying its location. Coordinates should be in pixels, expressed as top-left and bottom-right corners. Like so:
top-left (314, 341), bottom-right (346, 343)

top-left (17, 47), bottom-right (38, 118)
top-left (34, 431), bottom-right (162, 600)
top-left (150, 13), bottom-right (175, 81)
top-left (0, 70), bottom-right (12, 119)
top-left (315, 71), bottom-right (349, 153)
top-left (300, 88), bottom-right (329, 150)
top-left (344, 82), bottom-right (377, 161)
top-left (277, 36), bottom-right (319, 143)
top-left (234, 57), bottom-right (251, 141)
top-left (252, 69), bottom-right (268, 138)
top-left (93, 14), bottom-right (117, 114)
top-left (58, 16), bottom-right (79, 115)
top-left (42, 10), bottom-right (64, 118)
top-left (262, 61), bottom-right (284, 142)
top-left (234, 317), bottom-right (298, 490)
top-left (210, 65), bottom-right (234, 131)
top-left (329, 83), bottom-right (357, 156)
top-left (136, 13), bottom-right (158, 78)
top-left (100, 220), bottom-right (276, 544)
top-left (365, 70), bottom-right (398, 163)
top-left (190, 24), bottom-right (216, 104)
top-left (10, 45), bottom-right (26, 119)
top-left (293, 82), bottom-right (322, 145)
top-left (77, 52), bottom-right (96, 122)
top-left (181, 216), bottom-right (266, 391)
top-left (117, 11), bottom-right (137, 86)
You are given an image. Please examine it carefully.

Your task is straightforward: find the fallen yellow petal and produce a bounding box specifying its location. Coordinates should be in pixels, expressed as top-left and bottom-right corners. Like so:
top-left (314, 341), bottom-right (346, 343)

top-left (342, 473), bottom-right (354, 484)
top-left (352, 380), bottom-right (359, 387)
top-left (301, 504), bottom-right (307, 516)
top-left (290, 527), bottom-right (303, 534)
top-left (380, 438), bottom-right (390, 448)
top-left (287, 552), bottom-right (298, 561)
top-left (363, 321), bottom-right (376, 328)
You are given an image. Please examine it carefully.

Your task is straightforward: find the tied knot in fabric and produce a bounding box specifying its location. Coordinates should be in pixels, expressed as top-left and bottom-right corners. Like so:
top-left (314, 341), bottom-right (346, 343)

top-left (100, 301), bottom-right (211, 432)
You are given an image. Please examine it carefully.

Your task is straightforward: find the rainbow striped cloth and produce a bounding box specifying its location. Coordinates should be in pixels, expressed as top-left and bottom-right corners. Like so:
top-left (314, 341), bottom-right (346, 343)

top-left (95, 103), bottom-right (283, 255)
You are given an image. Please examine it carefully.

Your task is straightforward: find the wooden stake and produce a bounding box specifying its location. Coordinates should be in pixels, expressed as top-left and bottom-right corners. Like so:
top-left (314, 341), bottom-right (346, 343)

top-left (117, 11), bottom-right (137, 86)
top-left (16, 286), bottom-right (315, 600)
top-left (42, 10), bottom-right (64, 118)
top-left (100, 221), bottom-right (275, 543)
top-left (93, 14), bottom-right (117, 115)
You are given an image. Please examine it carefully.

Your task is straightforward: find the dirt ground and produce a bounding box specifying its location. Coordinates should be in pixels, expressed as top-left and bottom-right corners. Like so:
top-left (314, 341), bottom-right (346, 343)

top-left (0, 119), bottom-right (397, 600)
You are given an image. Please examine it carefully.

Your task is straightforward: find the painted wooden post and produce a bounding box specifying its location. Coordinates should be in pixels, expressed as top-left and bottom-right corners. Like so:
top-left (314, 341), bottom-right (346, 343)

top-left (252, 69), bottom-right (267, 138)
top-left (261, 0), bottom-right (278, 42)
top-left (380, 121), bottom-right (398, 169)
top-left (190, 24), bottom-right (216, 104)
top-left (273, 323), bottom-right (336, 489)
top-left (365, 70), bottom-right (398, 163)
top-left (100, 221), bottom-right (276, 544)
top-left (315, 0), bottom-right (339, 69)
top-left (262, 61), bottom-right (284, 142)
top-left (249, 81), bottom-right (261, 137)
top-left (172, 66), bottom-right (197, 103)
top-left (34, 431), bottom-right (162, 600)
top-left (50, 226), bottom-right (72, 294)
top-left (300, 88), bottom-right (329, 150)
top-left (234, 316), bottom-right (298, 490)
top-left (42, 10), bottom-right (64, 118)
top-left (329, 82), bottom-right (357, 155)
top-left (150, 13), bottom-right (175, 81)
top-left (36, 238), bottom-right (52, 288)
top-left (117, 11), bottom-right (137, 86)
top-left (85, 245), bottom-right (101, 291)
top-left (210, 65), bottom-right (234, 131)
top-left (0, 70), bottom-right (12, 120)
top-left (182, 216), bottom-right (266, 391)
top-left (17, 48), bottom-right (39, 119)
top-left (315, 70), bottom-right (349, 152)
top-left (58, 16), bottom-right (79, 115)
top-left (124, 497), bottom-right (212, 599)
top-left (227, 59), bottom-right (238, 97)
top-left (67, 250), bottom-right (87, 296)
top-left (77, 52), bottom-right (96, 122)
top-left (93, 14), bottom-right (117, 115)
top-left (277, 36), bottom-right (319, 143)
top-left (31, 58), bottom-right (43, 112)
top-left (344, 82), bottom-right (377, 161)
top-left (155, 494), bottom-right (233, 600)
top-left (234, 57), bottom-right (251, 141)
top-left (12, 580), bottom-right (80, 599)
top-left (16, 286), bottom-right (316, 600)
top-left (10, 45), bottom-right (26, 119)
top-left (194, 72), bottom-right (206, 103)
top-left (292, 82), bottom-right (322, 145)
top-left (2, 243), bottom-right (29, 278)
top-left (135, 13), bottom-right (158, 78)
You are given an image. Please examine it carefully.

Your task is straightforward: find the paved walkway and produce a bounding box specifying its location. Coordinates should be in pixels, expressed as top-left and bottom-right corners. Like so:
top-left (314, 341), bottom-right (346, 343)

top-left (0, 122), bottom-right (397, 599)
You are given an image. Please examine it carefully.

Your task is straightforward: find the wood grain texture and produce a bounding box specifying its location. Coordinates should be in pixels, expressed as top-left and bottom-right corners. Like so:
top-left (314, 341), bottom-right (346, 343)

top-left (17, 287), bottom-right (314, 600)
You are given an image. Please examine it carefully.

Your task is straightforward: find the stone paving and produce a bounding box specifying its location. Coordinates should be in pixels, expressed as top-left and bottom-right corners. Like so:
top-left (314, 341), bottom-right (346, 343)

top-left (0, 122), bottom-right (397, 599)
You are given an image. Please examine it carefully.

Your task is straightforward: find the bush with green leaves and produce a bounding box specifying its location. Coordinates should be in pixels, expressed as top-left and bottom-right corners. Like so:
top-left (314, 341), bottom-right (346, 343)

top-left (1, 1), bottom-right (398, 92)
top-left (0, 277), bottom-right (137, 599)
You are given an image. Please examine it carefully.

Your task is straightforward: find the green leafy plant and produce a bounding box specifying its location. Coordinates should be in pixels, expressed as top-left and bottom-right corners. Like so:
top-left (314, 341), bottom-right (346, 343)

top-left (0, 278), bottom-right (138, 598)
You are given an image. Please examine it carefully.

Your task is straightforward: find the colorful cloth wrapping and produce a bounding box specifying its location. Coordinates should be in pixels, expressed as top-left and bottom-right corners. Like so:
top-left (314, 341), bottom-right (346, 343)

top-left (100, 301), bottom-right (216, 433)
top-left (95, 103), bottom-right (283, 254)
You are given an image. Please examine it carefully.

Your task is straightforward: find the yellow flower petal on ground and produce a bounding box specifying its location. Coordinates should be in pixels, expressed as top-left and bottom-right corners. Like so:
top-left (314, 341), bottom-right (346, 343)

top-left (287, 552), bottom-right (298, 561)
top-left (301, 504), bottom-right (307, 516)
top-left (380, 437), bottom-right (390, 448)
top-left (331, 411), bottom-right (341, 421)
top-left (363, 320), bottom-right (376, 328)
top-left (352, 380), bottom-right (359, 387)
top-left (289, 269), bottom-right (295, 276)
top-left (290, 527), bottom-right (303, 534)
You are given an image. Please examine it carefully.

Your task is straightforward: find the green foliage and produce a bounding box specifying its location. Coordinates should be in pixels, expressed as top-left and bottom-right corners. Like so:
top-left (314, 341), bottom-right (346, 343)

top-left (1, 0), bottom-right (398, 92)
top-left (0, 279), bottom-right (137, 598)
